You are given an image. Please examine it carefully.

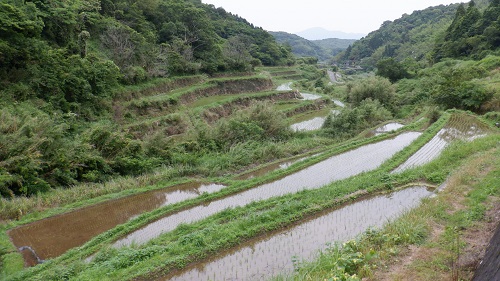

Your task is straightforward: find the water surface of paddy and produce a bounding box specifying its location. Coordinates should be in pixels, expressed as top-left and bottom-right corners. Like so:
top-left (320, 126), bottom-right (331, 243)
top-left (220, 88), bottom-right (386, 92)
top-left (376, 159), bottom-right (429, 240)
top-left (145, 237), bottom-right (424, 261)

top-left (299, 93), bottom-right (322, 100)
top-left (164, 187), bottom-right (433, 281)
top-left (9, 182), bottom-right (225, 265)
top-left (114, 132), bottom-right (421, 248)
top-left (393, 115), bottom-right (488, 173)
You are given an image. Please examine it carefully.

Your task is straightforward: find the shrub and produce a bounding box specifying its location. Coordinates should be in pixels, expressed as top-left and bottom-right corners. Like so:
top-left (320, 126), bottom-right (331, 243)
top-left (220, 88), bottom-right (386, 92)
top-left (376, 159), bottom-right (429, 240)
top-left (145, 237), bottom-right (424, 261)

top-left (322, 99), bottom-right (392, 138)
top-left (347, 77), bottom-right (396, 111)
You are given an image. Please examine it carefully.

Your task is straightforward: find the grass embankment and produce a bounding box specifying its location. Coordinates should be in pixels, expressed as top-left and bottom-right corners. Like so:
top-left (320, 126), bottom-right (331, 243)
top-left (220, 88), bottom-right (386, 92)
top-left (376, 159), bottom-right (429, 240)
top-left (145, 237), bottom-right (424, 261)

top-left (279, 140), bottom-right (499, 281)
top-left (6, 112), bottom-right (495, 281)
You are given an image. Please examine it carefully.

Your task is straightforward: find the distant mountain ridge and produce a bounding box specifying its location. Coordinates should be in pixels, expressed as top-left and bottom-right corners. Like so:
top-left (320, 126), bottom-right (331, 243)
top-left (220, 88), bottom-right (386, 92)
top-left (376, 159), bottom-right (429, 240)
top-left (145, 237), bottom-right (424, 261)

top-left (270, 31), bottom-right (356, 62)
top-left (296, 27), bottom-right (366, 40)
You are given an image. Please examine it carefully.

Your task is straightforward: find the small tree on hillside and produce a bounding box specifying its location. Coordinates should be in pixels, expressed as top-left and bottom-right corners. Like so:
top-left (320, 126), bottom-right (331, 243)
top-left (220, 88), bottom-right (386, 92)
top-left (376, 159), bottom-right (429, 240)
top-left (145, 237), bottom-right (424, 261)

top-left (376, 58), bottom-right (410, 83)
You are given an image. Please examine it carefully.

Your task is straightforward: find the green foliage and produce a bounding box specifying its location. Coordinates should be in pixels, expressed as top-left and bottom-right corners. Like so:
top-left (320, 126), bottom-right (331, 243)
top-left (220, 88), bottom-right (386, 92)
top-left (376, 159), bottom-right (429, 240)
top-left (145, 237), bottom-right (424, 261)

top-left (376, 58), bottom-right (410, 82)
top-left (337, 3), bottom-right (460, 68)
top-left (195, 102), bottom-right (292, 150)
top-left (0, 105), bottom-right (102, 196)
top-left (433, 0), bottom-right (500, 61)
top-left (347, 77), bottom-right (396, 109)
top-left (322, 99), bottom-right (392, 138)
top-left (0, 0), bottom-right (293, 117)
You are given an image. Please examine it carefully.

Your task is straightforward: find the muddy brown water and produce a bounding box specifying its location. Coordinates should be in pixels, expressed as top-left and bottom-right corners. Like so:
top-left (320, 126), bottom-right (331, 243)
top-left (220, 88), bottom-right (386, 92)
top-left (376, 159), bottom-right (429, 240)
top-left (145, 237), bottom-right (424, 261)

top-left (8, 182), bottom-right (225, 265)
top-left (162, 186), bottom-right (433, 281)
top-left (113, 132), bottom-right (421, 248)
top-left (393, 115), bottom-right (488, 173)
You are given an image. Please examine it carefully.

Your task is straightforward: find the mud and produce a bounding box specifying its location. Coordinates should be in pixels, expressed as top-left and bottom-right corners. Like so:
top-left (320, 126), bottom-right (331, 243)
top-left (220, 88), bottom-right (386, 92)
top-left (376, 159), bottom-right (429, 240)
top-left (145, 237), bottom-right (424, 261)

top-left (8, 182), bottom-right (225, 265)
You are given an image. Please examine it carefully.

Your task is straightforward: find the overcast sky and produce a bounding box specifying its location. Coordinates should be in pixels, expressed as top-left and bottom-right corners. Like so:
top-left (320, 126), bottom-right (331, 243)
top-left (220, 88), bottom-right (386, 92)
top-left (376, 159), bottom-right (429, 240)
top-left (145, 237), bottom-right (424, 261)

top-left (201, 0), bottom-right (462, 35)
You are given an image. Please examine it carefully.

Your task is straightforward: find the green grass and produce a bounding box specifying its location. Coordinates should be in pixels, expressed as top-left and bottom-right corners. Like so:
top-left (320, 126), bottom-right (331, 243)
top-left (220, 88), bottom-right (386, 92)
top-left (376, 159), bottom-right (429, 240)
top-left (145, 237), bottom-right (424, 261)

top-left (0, 111), bottom-right (467, 280)
top-left (276, 138), bottom-right (499, 281)
top-left (289, 107), bottom-right (333, 124)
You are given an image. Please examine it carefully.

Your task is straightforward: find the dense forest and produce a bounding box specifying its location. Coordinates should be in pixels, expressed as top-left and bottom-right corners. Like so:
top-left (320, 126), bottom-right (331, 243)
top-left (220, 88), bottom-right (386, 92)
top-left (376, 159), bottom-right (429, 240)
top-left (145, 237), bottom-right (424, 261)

top-left (336, 0), bottom-right (490, 67)
top-left (433, 0), bottom-right (500, 61)
top-left (0, 0), bottom-right (293, 114)
top-left (270, 31), bottom-right (356, 62)
top-left (0, 0), bottom-right (294, 197)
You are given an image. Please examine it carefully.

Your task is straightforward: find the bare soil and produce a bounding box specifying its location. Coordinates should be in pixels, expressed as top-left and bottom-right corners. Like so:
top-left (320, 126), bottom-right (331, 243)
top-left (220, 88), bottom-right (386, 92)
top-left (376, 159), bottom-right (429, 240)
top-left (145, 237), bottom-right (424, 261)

top-left (368, 155), bottom-right (499, 281)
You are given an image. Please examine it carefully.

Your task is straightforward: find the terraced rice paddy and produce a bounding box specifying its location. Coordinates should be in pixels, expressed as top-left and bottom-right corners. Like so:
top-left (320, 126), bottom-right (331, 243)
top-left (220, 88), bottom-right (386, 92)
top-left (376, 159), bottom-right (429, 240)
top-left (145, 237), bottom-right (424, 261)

top-left (299, 92), bottom-right (322, 100)
top-left (113, 132), bottom-right (421, 247)
top-left (163, 186), bottom-right (433, 281)
top-left (290, 110), bottom-right (340, 132)
top-left (236, 156), bottom-right (310, 180)
top-left (393, 114), bottom-right (489, 173)
top-left (374, 123), bottom-right (405, 135)
top-left (276, 82), bottom-right (293, 91)
top-left (290, 117), bottom-right (326, 131)
top-left (8, 183), bottom-right (226, 266)
top-left (332, 99), bottom-right (346, 107)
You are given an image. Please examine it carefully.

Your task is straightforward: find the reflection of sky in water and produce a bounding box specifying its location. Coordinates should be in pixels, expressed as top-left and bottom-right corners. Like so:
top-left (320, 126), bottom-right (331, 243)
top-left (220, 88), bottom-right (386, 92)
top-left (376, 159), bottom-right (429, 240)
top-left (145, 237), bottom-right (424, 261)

top-left (374, 123), bottom-right (405, 136)
top-left (393, 117), bottom-right (488, 173)
top-left (291, 117), bottom-right (326, 131)
top-left (114, 132), bottom-right (421, 248)
top-left (300, 93), bottom-right (322, 100)
top-left (332, 99), bottom-right (345, 107)
top-left (290, 110), bottom-right (340, 132)
top-left (166, 187), bottom-right (432, 281)
top-left (276, 82), bottom-right (292, 91)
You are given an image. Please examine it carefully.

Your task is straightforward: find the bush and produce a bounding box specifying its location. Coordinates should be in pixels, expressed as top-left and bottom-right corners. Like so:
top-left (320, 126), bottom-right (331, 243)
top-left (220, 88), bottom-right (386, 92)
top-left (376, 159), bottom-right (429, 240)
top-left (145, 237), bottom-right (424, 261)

top-left (322, 99), bottom-right (392, 138)
top-left (347, 77), bottom-right (396, 111)
top-left (195, 102), bottom-right (292, 150)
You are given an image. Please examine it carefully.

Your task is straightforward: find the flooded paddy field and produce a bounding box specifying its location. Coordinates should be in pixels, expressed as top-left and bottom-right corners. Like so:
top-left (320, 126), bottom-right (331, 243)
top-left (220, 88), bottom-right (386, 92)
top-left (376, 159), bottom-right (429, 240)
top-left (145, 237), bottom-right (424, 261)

top-left (289, 109), bottom-right (340, 132)
top-left (276, 82), bottom-right (293, 91)
top-left (393, 114), bottom-right (489, 173)
top-left (236, 156), bottom-right (311, 181)
top-left (163, 186), bottom-right (433, 281)
top-left (8, 182), bottom-right (225, 266)
top-left (290, 116), bottom-right (327, 131)
top-left (374, 123), bottom-right (405, 135)
top-left (299, 92), bottom-right (322, 100)
top-left (332, 99), bottom-right (346, 107)
top-left (113, 132), bottom-right (421, 248)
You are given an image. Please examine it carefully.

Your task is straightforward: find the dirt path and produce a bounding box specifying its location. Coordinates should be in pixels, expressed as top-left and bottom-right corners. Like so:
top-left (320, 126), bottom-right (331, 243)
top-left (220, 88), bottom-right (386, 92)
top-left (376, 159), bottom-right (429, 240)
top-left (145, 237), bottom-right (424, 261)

top-left (369, 155), bottom-right (500, 281)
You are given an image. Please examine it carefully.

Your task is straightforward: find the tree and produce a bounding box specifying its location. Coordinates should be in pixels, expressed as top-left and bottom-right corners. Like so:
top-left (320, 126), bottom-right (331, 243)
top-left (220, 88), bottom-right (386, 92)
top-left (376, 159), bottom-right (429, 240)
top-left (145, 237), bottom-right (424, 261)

top-left (222, 35), bottom-right (253, 71)
top-left (376, 58), bottom-right (410, 82)
top-left (347, 76), bottom-right (396, 111)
